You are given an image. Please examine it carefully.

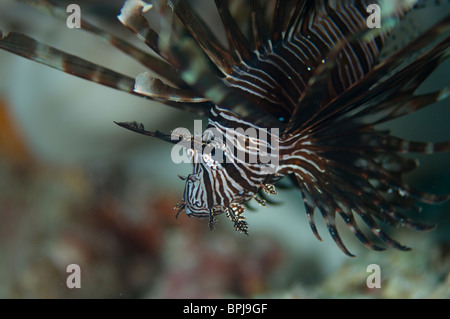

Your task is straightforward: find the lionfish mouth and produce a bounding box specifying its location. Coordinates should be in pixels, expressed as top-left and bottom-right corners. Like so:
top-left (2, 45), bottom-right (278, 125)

top-left (0, 0), bottom-right (449, 256)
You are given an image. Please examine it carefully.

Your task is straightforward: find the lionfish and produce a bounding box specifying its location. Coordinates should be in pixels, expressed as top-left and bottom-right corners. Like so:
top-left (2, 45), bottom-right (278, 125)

top-left (1, 0), bottom-right (449, 256)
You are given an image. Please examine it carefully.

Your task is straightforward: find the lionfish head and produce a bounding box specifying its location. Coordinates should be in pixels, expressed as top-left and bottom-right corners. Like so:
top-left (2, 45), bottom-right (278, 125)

top-left (175, 129), bottom-right (258, 234)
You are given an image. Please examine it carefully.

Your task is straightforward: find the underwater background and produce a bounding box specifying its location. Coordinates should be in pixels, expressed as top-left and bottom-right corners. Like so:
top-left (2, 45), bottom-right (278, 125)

top-left (0, 0), bottom-right (449, 298)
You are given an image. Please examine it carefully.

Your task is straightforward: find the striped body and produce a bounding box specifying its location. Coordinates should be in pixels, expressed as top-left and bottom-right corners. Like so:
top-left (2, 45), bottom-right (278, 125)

top-left (1, 0), bottom-right (449, 255)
